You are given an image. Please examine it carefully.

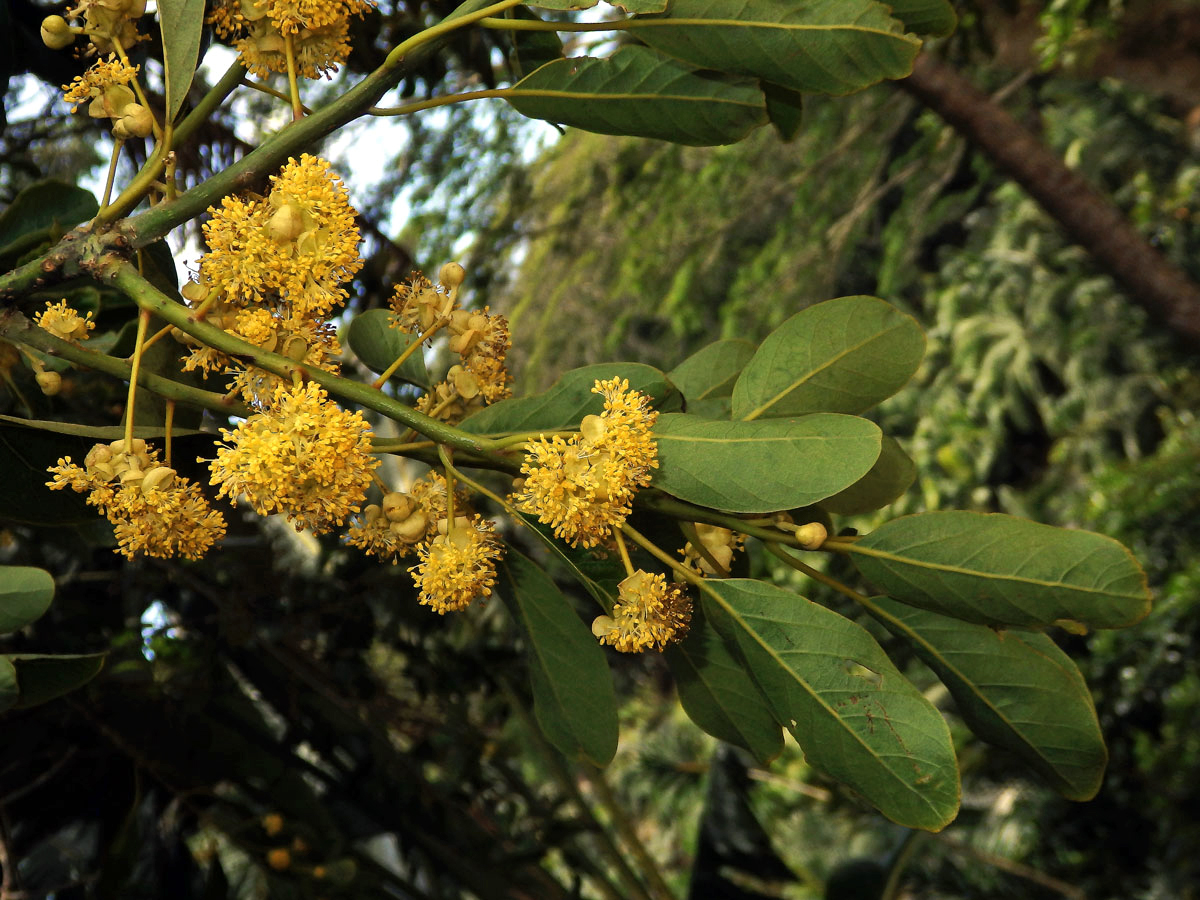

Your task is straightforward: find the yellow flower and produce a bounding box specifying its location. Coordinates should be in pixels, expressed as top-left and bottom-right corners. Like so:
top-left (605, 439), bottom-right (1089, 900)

top-left (35, 300), bottom-right (94, 342)
top-left (409, 518), bottom-right (503, 614)
top-left (47, 440), bottom-right (226, 560)
top-left (591, 571), bottom-right (692, 653)
top-left (209, 0), bottom-right (373, 79)
top-left (208, 382), bottom-right (379, 533)
top-left (199, 156), bottom-right (361, 317)
top-left (61, 55), bottom-right (140, 115)
top-left (516, 378), bottom-right (658, 548)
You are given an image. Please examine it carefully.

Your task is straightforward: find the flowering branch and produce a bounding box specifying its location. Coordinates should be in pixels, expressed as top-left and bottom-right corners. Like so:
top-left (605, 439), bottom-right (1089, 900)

top-left (102, 259), bottom-right (508, 458)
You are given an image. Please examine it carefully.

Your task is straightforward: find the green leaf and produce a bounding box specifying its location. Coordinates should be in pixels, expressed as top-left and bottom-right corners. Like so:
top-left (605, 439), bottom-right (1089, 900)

top-left (652, 412), bottom-right (881, 513)
top-left (703, 579), bottom-right (960, 830)
top-left (498, 547), bottom-right (619, 766)
top-left (0, 566), bottom-right (55, 634)
top-left (460, 362), bottom-right (680, 434)
top-left (761, 81), bottom-right (804, 141)
top-left (0, 180), bottom-right (98, 254)
top-left (0, 414), bottom-right (204, 440)
top-left (820, 434), bottom-right (916, 516)
top-left (0, 657), bottom-right (16, 714)
top-left (507, 46), bottom-right (768, 146)
top-left (731, 296), bottom-right (925, 420)
top-left (847, 512), bottom-right (1153, 630)
top-left (867, 597), bottom-right (1106, 800)
top-left (346, 308), bottom-right (430, 388)
top-left (636, 0), bottom-right (920, 96)
top-left (668, 338), bottom-right (755, 404)
top-left (5, 653), bottom-right (106, 709)
top-left (159, 0), bottom-right (206, 123)
top-left (666, 601), bottom-right (783, 763)
top-left (885, 0), bottom-right (957, 36)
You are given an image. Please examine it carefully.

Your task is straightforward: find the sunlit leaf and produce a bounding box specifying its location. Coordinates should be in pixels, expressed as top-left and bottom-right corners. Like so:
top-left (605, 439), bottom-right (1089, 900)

top-left (848, 512), bottom-right (1153, 630)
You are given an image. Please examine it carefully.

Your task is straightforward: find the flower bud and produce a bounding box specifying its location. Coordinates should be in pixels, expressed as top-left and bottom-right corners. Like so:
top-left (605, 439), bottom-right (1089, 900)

top-left (794, 522), bottom-right (828, 550)
top-left (390, 512), bottom-right (428, 542)
top-left (280, 334), bottom-right (309, 361)
top-left (41, 15), bottom-right (75, 49)
top-left (85, 444), bottom-right (113, 469)
top-left (267, 202), bottom-right (305, 243)
top-left (438, 262), bottom-right (465, 290)
top-left (381, 492), bottom-right (414, 522)
top-left (266, 848), bottom-right (291, 871)
top-left (140, 466), bottom-right (176, 493)
top-left (36, 370), bottom-right (62, 395)
top-left (112, 103), bottom-right (154, 139)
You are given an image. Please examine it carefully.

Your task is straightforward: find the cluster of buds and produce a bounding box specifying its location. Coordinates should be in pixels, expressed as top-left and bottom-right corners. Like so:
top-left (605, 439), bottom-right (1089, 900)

top-left (390, 263), bottom-right (513, 424)
top-left (680, 524), bottom-right (745, 576)
top-left (345, 473), bottom-right (467, 564)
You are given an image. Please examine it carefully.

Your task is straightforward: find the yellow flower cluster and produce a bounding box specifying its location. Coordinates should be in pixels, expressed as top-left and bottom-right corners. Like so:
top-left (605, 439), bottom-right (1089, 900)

top-left (47, 439), bottom-right (226, 560)
top-left (389, 267), bottom-right (513, 424)
top-left (201, 155), bottom-right (361, 315)
top-left (345, 472), bottom-right (464, 563)
top-left (516, 378), bottom-right (658, 548)
top-left (182, 154), bottom-right (357, 404)
top-left (35, 300), bottom-right (94, 343)
top-left (209, 381), bottom-right (379, 533)
top-left (591, 571), bottom-right (692, 653)
top-left (409, 517), bottom-right (503, 615)
top-left (208, 0), bottom-right (374, 79)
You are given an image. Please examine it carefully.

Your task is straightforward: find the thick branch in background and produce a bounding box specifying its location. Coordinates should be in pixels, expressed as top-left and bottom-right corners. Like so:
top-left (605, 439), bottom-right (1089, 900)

top-left (899, 53), bottom-right (1200, 344)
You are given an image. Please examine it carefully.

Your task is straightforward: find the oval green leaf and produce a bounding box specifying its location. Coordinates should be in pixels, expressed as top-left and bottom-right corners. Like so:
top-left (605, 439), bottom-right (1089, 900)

top-left (820, 434), bottom-right (916, 516)
top-left (666, 601), bottom-right (783, 764)
top-left (0, 180), bottom-right (98, 255)
top-left (159, 0), bottom-right (206, 123)
top-left (460, 362), bottom-right (680, 434)
top-left (508, 46), bottom-right (768, 146)
top-left (636, 0), bottom-right (920, 96)
top-left (669, 338), bottom-right (756, 404)
top-left (7, 653), bottom-right (106, 709)
top-left (653, 412), bottom-right (881, 513)
top-left (732, 296), bottom-right (926, 420)
top-left (867, 597), bottom-right (1106, 800)
top-left (703, 579), bottom-right (960, 830)
top-left (0, 565), bottom-right (55, 634)
top-left (346, 308), bottom-right (430, 388)
top-left (848, 511), bottom-right (1152, 630)
top-left (498, 547), bottom-right (619, 766)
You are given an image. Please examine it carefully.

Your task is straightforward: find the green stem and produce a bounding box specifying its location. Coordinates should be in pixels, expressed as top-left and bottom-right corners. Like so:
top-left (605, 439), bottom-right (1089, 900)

top-left (439, 444), bottom-right (457, 528)
top-left (584, 765), bottom-right (678, 900)
top-left (880, 830), bottom-right (923, 900)
top-left (123, 308), bottom-right (151, 446)
top-left (384, 0), bottom-right (523, 68)
top-left (765, 542), bottom-right (874, 607)
top-left (1, 310), bottom-right (250, 418)
top-left (99, 139), bottom-right (125, 211)
top-left (283, 31), bottom-right (305, 121)
top-left (241, 77), bottom-right (311, 114)
top-left (371, 320), bottom-right (443, 388)
top-left (370, 88), bottom-right (516, 117)
top-left (639, 492), bottom-right (804, 549)
top-left (613, 528), bottom-right (635, 577)
top-left (104, 260), bottom-right (503, 455)
top-left (620, 522), bottom-right (705, 589)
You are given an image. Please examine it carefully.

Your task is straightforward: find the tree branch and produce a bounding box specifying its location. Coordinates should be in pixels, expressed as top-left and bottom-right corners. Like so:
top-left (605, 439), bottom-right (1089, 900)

top-left (898, 52), bottom-right (1200, 344)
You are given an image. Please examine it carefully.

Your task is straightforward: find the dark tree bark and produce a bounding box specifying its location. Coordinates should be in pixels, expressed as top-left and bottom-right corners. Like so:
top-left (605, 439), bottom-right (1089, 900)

top-left (899, 52), bottom-right (1200, 345)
